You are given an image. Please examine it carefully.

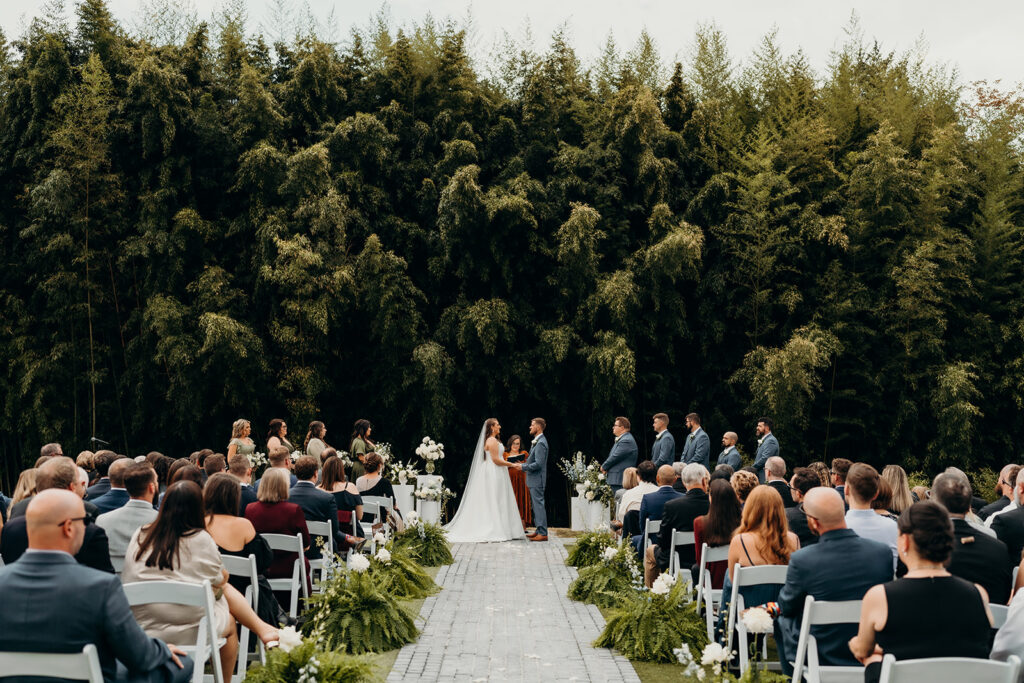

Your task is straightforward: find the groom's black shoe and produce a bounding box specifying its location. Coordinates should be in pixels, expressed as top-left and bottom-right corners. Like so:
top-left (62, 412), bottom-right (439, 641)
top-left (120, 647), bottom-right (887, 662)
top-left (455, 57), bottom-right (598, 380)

top-left (528, 534), bottom-right (548, 542)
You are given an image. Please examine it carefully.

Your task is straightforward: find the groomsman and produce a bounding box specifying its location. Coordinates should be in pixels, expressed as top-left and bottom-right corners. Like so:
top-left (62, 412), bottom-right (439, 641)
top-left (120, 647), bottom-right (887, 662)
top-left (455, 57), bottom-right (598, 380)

top-left (753, 417), bottom-right (779, 483)
top-left (680, 413), bottom-right (710, 469)
top-left (717, 432), bottom-right (742, 470)
top-left (602, 417), bottom-right (638, 493)
top-left (650, 413), bottom-right (676, 468)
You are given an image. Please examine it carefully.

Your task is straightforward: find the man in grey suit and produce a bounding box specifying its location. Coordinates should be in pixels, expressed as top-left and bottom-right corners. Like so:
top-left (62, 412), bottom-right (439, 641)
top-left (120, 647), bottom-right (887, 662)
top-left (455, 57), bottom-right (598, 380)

top-left (0, 489), bottom-right (192, 682)
top-left (650, 413), bottom-right (676, 468)
top-left (602, 416), bottom-right (639, 493)
top-left (717, 431), bottom-right (742, 470)
top-left (753, 416), bottom-right (779, 483)
top-left (680, 412), bottom-right (711, 469)
top-left (97, 462), bottom-right (159, 572)
top-left (515, 417), bottom-right (550, 542)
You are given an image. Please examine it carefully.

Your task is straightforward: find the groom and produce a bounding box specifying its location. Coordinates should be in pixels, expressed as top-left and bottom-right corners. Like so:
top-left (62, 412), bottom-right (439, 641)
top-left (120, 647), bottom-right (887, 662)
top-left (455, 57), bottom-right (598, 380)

top-left (515, 417), bottom-right (549, 542)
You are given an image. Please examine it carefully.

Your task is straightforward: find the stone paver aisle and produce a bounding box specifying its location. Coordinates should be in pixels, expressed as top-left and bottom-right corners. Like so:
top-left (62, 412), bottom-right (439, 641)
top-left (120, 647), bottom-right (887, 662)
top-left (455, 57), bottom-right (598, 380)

top-left (388, 537), bottom-right (641, 682)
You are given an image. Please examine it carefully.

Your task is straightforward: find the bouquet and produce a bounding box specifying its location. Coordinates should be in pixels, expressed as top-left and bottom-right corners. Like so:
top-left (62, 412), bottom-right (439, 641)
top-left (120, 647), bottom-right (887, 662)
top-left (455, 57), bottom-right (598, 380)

top-left (557, 451), bottom-right (589, 485)
top-left (289, 450), bottom-right (302, 462)
top-left (375, 442), bottom-right (393, 464)
top-left (246, 451), bottom-right (268, 475)
top-left (414, 479), bottom-right (456, 503)
top-left (581, 462), bottom-right (616, 507)
top-left (387, 459), bottom-right (420, 485)
top-left (415, 436), bottom-right (445, 474)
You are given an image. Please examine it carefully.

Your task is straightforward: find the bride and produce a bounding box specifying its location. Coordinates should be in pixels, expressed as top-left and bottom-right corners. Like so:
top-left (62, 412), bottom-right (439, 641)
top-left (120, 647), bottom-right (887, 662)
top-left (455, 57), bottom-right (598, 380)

top-left (444, 418), bottom-right (526, 543)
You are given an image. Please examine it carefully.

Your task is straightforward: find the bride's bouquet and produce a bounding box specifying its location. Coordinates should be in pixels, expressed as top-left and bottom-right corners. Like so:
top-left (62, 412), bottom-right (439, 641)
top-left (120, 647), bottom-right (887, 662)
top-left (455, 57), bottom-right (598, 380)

top-left (415, 436), bottom-right (445, 474)
top-left (557, 451), bottom-right (589, 485)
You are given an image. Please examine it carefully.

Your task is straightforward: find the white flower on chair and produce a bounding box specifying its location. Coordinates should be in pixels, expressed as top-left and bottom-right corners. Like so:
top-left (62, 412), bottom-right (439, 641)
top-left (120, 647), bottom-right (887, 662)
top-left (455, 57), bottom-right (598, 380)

top-left (349, 554), bottom-right (370, 573)
top-left (741, 606), bottom-right (774, 634)
top-left (374, 532), bottom-right (386, 544)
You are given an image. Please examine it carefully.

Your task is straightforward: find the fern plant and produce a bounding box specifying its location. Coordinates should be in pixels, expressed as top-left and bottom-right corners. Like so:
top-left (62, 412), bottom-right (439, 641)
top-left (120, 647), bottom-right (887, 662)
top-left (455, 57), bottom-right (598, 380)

top-left (242, 639), bottom-right (375, 683)
top-left (567, 543), bottom-right (642, 608)
top-left (392, 521), bottom-right (454, 566)
top-left (302, 568), bottom-right (418, 654)
top-left (565, 529), bottom-right (615, 568)
top-left (595, 579), bottom-right (709, 662)
top-left (371, 546), bottom-right (439, 600)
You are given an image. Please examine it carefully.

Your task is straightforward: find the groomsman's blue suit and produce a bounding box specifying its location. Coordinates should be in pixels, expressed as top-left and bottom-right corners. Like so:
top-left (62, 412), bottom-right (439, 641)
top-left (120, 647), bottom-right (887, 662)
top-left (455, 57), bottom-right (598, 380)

top-left (680, 427), bottom-right (711, 469)
top-left (522, 433), bottom-right (549, 537)
top-left (650, 430), bottom-right (676, 468)
top-left (753, 433), bottom-right (780, 482)
top-left (602, 432), bottom-right (638, 490)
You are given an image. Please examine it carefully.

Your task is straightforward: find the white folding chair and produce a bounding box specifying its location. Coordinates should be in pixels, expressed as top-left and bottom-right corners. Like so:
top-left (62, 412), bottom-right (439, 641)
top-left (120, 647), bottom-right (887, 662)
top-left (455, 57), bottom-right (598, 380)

top-left (641, 519), bottom-right (661, 557)
top-left (694, 543), bottom-right (731, 641)
top-left (362, 495), bottom-right (394, 541)
top-left (359, 501), bottom-right (382, 549)
top-left (991, 603), bottom-right (1010, 630)
top-left (725, 563), bottom-right (790, 674)
top-left (1014, 566), bottom-right (1019, 591)
top-left (122, 579), bottom-right (225, 683)
top-left (219, 553), bottom-right (265, 680)
top-left (262, 533), bottom-right (308, 619)
top-left (878, 653), bottom-right (1020, 683)
top-left (667, 530), bottom-right (696, 581)
top-left (305, 520), bottom-right (335, 590)
top-left (791, 597), bottom-right (864, 683)
top-left (0, 644), bottom-right (104, 682)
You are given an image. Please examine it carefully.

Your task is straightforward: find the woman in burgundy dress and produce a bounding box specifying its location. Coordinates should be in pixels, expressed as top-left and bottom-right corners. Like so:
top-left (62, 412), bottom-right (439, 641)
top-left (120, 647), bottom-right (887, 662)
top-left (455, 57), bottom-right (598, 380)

top-left (245, 468), bottom-right (310, 607)
top-left (505, 435), bottom-right (532, 528)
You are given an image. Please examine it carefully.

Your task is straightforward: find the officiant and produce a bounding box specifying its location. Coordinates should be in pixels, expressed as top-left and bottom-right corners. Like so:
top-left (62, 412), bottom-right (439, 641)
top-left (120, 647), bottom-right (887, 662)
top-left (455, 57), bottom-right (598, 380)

top-left (504, 435), bottom-right (532, 528)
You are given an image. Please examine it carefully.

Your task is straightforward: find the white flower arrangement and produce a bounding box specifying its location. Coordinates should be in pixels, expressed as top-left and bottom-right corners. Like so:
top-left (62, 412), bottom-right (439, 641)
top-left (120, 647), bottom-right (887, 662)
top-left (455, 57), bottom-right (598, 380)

top-left (387, 458), bottom-right (420, 485)
top-left (650, 571), bottom-right (677, 596)
top-left (700, 642), bottom-right (731, 666)
top-left (276, 625), bottom-right (304, 653)
top-left (373, 532), bottom-right (387, 545)
top-left (289, 449), bottom-right (302, 462)
top-left (602, 546), bottom-right (618, 561)
top-left (414, 479), bottom-right (455, 502)
top-left (741, 606), bottom-right (775, 634)
top-left (375, 547), bottom-right (392, 564)
top-left (405, 510), bottom-right (420, 526)
top-left (296, 656), bottom-right (319, 683)
top-left (375, 442), bottom-right (393, 463)
top-left (674, 642), bottom-right (737, 680)
top-left (597, 472), bottom-right (606, 481)
top-left (557, 451), bottom-right (588, 484)
top-left (415, 437), bottom-right (445, 462)
top-left (246, 451), bottom-right (268, 470)
top-left (585, 491), bottom-right (595, 501)
top-left (348, 553), bottom-right (370, 573)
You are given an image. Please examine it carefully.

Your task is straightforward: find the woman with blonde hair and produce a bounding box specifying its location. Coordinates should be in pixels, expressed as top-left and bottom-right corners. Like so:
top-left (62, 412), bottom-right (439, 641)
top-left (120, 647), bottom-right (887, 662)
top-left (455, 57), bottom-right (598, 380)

top-left (11, 468), bottom-right (38, 505)
top-left (808, 461), bottom-right (832, 488)
top-left (226, 419), bottom-right (255, 460)
top-left (881, 465), bottom-right (914, 514)
top-left (730, 470), bottom-right (759, 505)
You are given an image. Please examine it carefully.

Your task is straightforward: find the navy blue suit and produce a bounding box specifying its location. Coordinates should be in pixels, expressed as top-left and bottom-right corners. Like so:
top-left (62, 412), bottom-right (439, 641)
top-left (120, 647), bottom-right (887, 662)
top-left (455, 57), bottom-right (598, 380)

top-left (1, 515), bottom-right (115, 574)
top-left (254, 471), bottom-right (298, 492)
top-left (85, 477), bottom-right (111, 501)
top-left (602, 433), bottom-right (639, 489)
top-left (776, 528), bottom-right (893, 676)
top-left (288, 481), bottom-right (342, 557)
top-left (239, 483), bottom-right (258, 516)
top-left (680, 428), bottom-right (711, 469)
top-left (650, 431), bottom-right (676, 468)
top-left (0, 551), bottom-right (192, 682)
top-left (91, 488), bottom-right (131, 515)
top-left (631, 486), bottom-right (683, 555)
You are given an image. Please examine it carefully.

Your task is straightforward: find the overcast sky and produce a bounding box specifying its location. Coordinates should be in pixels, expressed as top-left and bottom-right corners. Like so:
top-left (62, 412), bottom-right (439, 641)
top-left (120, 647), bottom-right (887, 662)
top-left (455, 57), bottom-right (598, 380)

top-left (3, 0), bottom-right (1021, 88)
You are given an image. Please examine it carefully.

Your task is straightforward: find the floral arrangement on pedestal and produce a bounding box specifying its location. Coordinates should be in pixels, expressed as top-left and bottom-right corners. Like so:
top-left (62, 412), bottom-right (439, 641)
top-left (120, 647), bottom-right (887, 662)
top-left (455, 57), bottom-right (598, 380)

top-left (580, 462), bottom-right (615, 507)
top-left (392, 510), bottom-right (454, 567)
top-left (567, 542), bottom-right (644, 608)
top-left (301, 555), bottom-right (418, 654)
top-left (594, 572), bottom-right (709, 662)
top-left (368, 541), bottom-right (440, 600)
top-left (673, 607), bottom-right (788, 682)
top-left (241, 627), bottom-right (374, 683)
top-left (387, 459), bottom-right (420, 485)
top-left (557, 451), bottom-right (589, 484)
top-left (564, 527), bottom-right (616, 568)
top-left (413, 479), bottom-right (456, 503)
top-left (415, 436), bottom-right (445, 474)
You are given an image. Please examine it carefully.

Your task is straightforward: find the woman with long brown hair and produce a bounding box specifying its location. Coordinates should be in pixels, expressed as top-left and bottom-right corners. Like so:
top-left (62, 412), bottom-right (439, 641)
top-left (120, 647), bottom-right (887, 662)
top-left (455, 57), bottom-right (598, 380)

top-left (318, 452), bottom-right (363, 536)
top-left (504, 434), bottom-right (532, 528)
top-left (693, 478), bottom-right (743, 589)
top-left (303, 421), bottom-right (328, 465)
top-left (266, 418), bottom-right (294, 453)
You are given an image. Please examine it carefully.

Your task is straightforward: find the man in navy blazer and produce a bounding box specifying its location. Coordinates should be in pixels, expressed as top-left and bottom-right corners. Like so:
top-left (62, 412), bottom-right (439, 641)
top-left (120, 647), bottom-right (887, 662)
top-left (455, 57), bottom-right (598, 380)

top-left (650, 413), bottom-right (676, 468)
top-left (228, 454), bottom-right (259, 514)
top-left (289, 456), bottom-right (343, 557)
top-left (631, 465), bottom-right (683, 555)
top-left (0, 489), bottom-right (192, 682)
top-left (85, 450), bottom-right (120, 500)
top-left (752, 417), bottom-right (779, 483)
top-left (90, 457), bottom-right (133, 514)
top-left (602, 416), bottom-right (639, 492)
top-left (680, 413), bottom-right (711, 469)
top-left (775, 487), bottom-right (893, 676)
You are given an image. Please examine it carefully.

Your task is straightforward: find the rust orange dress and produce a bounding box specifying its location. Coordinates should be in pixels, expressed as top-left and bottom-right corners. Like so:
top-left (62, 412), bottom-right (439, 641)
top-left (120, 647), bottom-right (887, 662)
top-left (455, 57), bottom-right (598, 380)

top-left (505, 449), bottom-right (532, 527)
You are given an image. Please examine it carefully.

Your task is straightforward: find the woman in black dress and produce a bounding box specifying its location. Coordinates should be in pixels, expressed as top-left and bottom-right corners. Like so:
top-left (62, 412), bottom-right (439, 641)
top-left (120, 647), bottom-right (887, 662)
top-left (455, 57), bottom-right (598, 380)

top-left (849, 500), bottom-right (993, 682)
top-left (318, 452), bottom-right (363, 537)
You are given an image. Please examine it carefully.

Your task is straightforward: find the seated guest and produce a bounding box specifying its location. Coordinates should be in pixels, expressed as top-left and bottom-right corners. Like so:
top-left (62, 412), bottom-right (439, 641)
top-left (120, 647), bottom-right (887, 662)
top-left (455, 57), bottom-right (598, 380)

top-left (730, 469), bottom-right (758, 506)
top-left (775, 488), bottom-right (893, 676)
top-left (91, 457), bottom-right (134, 514)
top-left (2, 457), bottom-right (114, 572)
top-left (671, 461), bottom-right (686, 493)
top-left (991, 468), bottom-right (1024, 567)
top-left (845, 463), bottom-right (898, 570)
top-left (123, 481), bottom-right (279, 679)
top-left (710, 464), bottom-right (734, 482)
top-left (871, 478), bottom-right (899, 521)
top-left (204, 473), bottom-right (283, 625)
top-left (290, 455), bottom-right (362, 555)
top-left (615, 461), bottom-right (658, 538)
top-left (10, 468), bottom-right (38, 510)
top-left (787, 467), bottom-right (821, 548)
top-left (930, 471), bottom-right (1011, 604)
top-left (76, 450), bottom-right (96, 483)
top-left (692, 478), bottom-right (742, 589)
top-left (356, 452), bottom-right (398, 517)
top-left (228, 454), bottom-right (258, 514)
top-left (807, 461), bottom-right (832, 488)
top-left (632, 465), bottom-right (683, 556)
top-left (614, 466), bottom-right (638, 508)
top-left (245, 468), bottom-right (311, 603)
top-left (881, 464), bottom-right (914, 515)
top-left (765, 456), bottom-right (795, 507)
top-left (0, 490), bottom-right (193, 682)
top-left (253, 446), bottom-right (298, 490)
top-left (980, 464), bottom-right (1020, 521)
top-left (911, 485), bottom-right (930, 502)
top-left (97, 463), bottom-right (159, 572)
top-left (318, 453), bottom-right (363, 537)
top-left (85, 450), bottom-right (119, 500)
top-left (644, 463), bottom-right (710, 587)
top-left (203, 453), bottom-right (227, 479)
top-left (831, 458), bottom-right (852, 502)
top-left (993, 577), bottom-right (1024, 665)
top-left (158, 464), bottom-right (203, 509)
top-left (849, 501), bottom-right (992, 683)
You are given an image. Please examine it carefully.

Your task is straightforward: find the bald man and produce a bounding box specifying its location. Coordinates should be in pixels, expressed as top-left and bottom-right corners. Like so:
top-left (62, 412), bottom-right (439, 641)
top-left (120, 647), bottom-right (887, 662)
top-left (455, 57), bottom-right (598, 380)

top-left (774, 487), bottom-right (894, 676)
top-left (717, 432), bottom-right (741, 470)
top-left (0, 490), bottom-right (192, 682)
top-left (91, 457), bottom-right (134, 514)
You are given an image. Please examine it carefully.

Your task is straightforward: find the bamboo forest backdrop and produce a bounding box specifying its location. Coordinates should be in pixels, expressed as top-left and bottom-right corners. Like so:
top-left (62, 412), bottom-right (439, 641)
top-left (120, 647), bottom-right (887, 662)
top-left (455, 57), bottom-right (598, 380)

top-left (1, 1), bottom-right (1022, 505)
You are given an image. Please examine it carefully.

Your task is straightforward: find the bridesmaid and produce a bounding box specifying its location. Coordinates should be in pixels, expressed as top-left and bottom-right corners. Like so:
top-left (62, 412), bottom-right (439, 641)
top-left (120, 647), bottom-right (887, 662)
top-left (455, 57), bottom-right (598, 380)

top-left (226, 419), bottom-right (256, 460)
top-left (349, 419), bottom-right (375, 481)
top-left (304, 421), bottom-right (328, 465)
top-left (505, 434), bottom-right (532, 528)
top-left (266, 418), bottom-right (295, 453)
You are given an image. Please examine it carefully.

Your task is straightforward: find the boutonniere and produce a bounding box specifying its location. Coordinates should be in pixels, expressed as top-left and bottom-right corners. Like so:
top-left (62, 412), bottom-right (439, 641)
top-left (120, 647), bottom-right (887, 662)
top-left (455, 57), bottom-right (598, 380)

top-left (757, 437), bottom-right (765, 446)
top-left (655, 431), bottom-right (664, 440)
top-left (614, 434), bottom-right (622, 443)
top-left (688, 433), bottom-right (695, 441)
top-left (531, 437), bottom-right (539, 446)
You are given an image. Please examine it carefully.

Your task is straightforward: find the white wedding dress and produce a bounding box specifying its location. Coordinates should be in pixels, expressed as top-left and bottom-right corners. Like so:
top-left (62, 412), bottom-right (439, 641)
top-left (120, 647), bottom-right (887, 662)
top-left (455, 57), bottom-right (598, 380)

top-left (443, 425), bottom-right (526, 543)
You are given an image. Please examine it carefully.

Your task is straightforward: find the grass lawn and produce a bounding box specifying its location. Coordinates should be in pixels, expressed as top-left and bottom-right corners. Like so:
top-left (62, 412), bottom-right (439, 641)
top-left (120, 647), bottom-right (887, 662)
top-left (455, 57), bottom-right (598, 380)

top-left (366, 565), bottom-right (441, 679)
